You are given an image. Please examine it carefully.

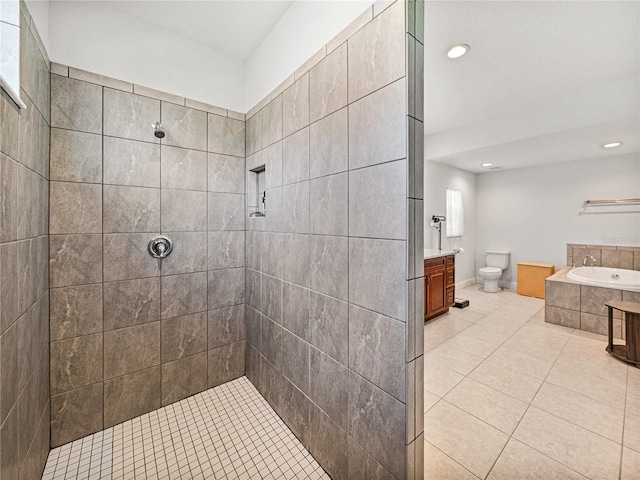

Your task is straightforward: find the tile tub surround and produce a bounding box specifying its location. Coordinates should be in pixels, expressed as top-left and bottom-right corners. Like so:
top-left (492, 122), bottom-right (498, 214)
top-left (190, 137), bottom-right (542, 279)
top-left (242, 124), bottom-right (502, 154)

top-left (567, 243), bottom-right (640, 271)
top-left (49, 67), bottom-right (246, 447)
top-left (545, 267), bottom-right (640, 338)
top-left (244, 1), bottom-right (425, 479)
top-left (0, 3), bottom-right (51, 480)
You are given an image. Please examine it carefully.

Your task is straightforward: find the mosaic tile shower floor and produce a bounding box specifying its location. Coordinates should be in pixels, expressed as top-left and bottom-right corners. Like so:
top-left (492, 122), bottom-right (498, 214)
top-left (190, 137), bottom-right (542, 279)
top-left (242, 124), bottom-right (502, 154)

top-left (42, 377), bottom-right (329, 480)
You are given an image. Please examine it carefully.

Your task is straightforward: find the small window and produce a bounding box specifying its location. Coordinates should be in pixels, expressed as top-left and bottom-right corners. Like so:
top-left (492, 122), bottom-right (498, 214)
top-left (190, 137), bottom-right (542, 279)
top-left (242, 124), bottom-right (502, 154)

top-left (446, 189), bottom-right (464, 237)
top-left (0, 0), bottom-right (25, 108)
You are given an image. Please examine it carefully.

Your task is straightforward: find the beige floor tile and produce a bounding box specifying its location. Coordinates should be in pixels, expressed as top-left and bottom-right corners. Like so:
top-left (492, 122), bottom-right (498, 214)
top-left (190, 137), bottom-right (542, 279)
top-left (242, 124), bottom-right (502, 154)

top-left (546, 363), bottom-right (627, 410)
top-left (487, 439), bottom-right (588, 480)
top-left (424, 315), bottom-right (475, 351)
top-left (555, 350), bottom-right (629, 385)
top-left (624, 413), bottom-right (640, 453)
top-left (628, 368), bottom-right (640, 417)
top-left (486, 344), bottom-right (555, 381)
top-left (439, 334), bottom-right (499, 359)
top-left (424, 364), bottom-right (464, 397)
top-left (502, 326), bottom-right (569, 362)
top-left (480, 308), bottom-right (535, 325)
top-left (423, 441), bottom-right (480, 480)
top-left (565, 332), bottom-right (610, 349)
top-left (475, 316), bottom-right (527, 335)
top-left (628, 364), bottom-right (640, 383)
top-left (444, 308), bottom-right (487, 324)
top-left (425, 314), bottom-right (476, 337)
top-left (444, 378), bottom-right (528, 435)
top-left (628, 395), bottom-right (640, 419)
top-left (558, 337), bottom-right (629, 383)
top-left (424, 391), bottom-right (440, 413)
top-left (622, 447), bottom-right (640, 480)
top-left (465, 302), bottom-right (500, 316)
top-left (521, 323), bottom-right (572, 342)
top-left (527, 312), bottom-right (575, 334)
top-left (470, 360), bottom-right (543, 403)
top-left (528, 308), bottom-right (545, 321)
top-left (424, 332), bottom-right (454, 352)
top-left (424, 401), bottom-right (509, 479)
top-left (424, 286), bottom-right (632, 479)
top-left (572, 329), bottom-right (609, 343)
top-left (500, 302), bottom-right (544, 318)
top-left (458, 323), bottom-right (514, 346)
top-left (514, 407), bottom-right (621, 480)
top-left (532, 382), bottom-right (625, 442)
top-left (424, 345), bottom-right (485, 376)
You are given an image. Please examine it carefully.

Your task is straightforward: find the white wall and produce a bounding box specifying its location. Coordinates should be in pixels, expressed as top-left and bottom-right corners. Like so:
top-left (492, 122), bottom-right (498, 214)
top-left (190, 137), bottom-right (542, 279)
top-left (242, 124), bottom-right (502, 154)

top-left (244, 0), bottom-right (374, 110)
top-left (46, 1), bottom-right (373, 113)
top-left (476, 154), bottom-right (640, 287)
top-left (424, 160), bottom-right (478, 284)
top-left (25, 0), bottom-right (49, 52)
top-left (48, 1), bottom-right (245, 112)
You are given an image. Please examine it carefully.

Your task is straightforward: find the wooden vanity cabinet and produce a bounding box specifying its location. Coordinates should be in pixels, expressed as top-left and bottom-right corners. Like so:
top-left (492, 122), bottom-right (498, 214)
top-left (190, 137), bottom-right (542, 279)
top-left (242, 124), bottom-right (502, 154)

top-left (425, 254), bottom-right (455, 321)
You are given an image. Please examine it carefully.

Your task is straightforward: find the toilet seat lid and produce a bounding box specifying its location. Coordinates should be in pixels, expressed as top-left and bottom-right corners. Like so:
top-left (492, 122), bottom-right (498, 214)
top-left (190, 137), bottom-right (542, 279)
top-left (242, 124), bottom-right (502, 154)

top-left (480, 267), bottom-right (502, 274)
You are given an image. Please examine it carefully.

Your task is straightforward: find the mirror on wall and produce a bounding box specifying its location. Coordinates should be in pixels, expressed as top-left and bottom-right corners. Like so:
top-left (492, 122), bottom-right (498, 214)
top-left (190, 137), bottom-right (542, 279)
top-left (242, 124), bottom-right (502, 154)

top-left (446, 188), bottom-right (463, 237)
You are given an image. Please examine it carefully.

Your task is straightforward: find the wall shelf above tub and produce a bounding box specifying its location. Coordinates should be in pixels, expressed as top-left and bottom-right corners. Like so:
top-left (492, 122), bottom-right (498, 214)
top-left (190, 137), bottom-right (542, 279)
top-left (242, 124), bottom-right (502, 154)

top-left (583, 198), bottom-right (640, 206)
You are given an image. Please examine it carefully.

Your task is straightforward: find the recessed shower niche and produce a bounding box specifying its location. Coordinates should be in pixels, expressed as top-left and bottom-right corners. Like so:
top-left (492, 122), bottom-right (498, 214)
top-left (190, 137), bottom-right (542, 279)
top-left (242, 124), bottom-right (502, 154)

top-left (249, 164), bottom-right (266, 217)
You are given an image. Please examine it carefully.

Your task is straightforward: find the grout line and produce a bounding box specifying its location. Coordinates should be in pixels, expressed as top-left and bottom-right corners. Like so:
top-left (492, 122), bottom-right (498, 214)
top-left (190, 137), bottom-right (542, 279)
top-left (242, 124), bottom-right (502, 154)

top-left (425, 438), bottom-right (481, 480)
top-left (429, 287), bottom-right (628, 480)
top-left (101, 84), bottom-right (106, 435)
top-left (619, 367), bottom-right (629, 480)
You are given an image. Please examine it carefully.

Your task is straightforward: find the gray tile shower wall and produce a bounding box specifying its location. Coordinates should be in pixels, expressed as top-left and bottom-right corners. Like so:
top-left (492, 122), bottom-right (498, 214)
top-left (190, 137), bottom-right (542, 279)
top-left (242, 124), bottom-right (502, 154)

top-left (0, 3), bottom-right (51, 480)
top-left (244, 1), bottom-right (425, 479)
top-left (48, 65), bottom-right (247, 447)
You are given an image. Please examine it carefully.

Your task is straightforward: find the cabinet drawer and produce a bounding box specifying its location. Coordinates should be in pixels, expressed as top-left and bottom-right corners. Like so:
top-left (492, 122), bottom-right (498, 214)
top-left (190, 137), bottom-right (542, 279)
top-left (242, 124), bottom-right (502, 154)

top-left (446, 255), bottom-right (455, 265)
top-left (447, 286), bottom-right (455, 307)
top-left (424, 257), bottom-right (446, 270)
top-left (446, 269), bottom-right (455, 286)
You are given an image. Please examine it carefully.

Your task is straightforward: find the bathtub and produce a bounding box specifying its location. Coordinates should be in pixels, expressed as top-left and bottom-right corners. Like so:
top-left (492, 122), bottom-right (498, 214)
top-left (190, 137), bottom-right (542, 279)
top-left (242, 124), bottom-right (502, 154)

top-left (567, 266), bottom-right (640, 292)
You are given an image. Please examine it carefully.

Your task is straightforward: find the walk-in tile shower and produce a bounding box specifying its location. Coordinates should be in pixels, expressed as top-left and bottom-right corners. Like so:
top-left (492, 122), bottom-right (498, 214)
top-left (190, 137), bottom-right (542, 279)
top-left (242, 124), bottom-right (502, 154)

top-left (0, 1), bottom-right (425, 478)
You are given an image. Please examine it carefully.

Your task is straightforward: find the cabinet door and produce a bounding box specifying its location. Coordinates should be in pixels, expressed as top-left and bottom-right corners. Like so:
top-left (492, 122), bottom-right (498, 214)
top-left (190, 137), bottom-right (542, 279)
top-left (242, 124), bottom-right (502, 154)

top-left (426, 268), bottom-right (447, 319)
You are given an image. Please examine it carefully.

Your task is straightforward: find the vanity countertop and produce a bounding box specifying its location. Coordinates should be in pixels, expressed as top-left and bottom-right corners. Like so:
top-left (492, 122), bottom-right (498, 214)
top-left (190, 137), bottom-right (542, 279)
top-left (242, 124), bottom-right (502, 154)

top-left (424, 249), bottom-right (456, 260)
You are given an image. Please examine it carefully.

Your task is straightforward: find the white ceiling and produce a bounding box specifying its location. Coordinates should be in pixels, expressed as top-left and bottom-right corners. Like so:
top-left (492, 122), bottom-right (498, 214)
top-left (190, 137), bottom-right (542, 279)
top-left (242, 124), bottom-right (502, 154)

top-left (60, 1), bottom-right (639, 174)
top-left (424, 1), bottom-right (640, 172)
top-left (101, 0), bottom-right (294, 60)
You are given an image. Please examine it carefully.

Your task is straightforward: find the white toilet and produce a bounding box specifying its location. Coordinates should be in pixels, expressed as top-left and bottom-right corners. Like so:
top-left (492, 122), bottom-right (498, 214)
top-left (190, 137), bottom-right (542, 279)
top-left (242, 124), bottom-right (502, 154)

top-left (479, 250), bottom-right (510, 293)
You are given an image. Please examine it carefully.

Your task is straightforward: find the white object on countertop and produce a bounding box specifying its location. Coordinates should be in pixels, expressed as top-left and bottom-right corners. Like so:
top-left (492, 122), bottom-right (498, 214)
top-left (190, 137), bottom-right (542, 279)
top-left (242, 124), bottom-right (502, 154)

top-left (423, 249), bottom-right (455, 260)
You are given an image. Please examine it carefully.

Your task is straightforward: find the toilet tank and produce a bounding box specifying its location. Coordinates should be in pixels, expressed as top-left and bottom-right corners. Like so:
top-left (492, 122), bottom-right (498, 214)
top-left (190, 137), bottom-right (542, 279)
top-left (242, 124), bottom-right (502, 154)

top-left (486, 250), bottom-right (510, 269)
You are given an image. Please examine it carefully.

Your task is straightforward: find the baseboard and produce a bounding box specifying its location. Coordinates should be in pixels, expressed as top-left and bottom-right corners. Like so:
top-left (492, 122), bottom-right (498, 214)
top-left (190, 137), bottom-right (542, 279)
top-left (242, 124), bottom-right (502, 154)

top-left (474, 277), bottom-right (517, 291)
top-left (455, 278), bottom-right (477, 289)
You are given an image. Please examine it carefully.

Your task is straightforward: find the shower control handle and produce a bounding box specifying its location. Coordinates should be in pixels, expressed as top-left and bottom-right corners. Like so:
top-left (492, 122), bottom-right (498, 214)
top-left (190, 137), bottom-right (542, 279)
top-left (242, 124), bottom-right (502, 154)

top-left (148, 236), bottom-right (173, 259)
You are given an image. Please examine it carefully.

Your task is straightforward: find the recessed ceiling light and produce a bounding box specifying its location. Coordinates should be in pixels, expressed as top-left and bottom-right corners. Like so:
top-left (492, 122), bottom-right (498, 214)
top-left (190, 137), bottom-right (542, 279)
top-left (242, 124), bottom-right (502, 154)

top-left (603, 142), bottom-right (622, 148)
top-left (481, 162), bottom-right (493, 167)
top-left (447, 44), bottom-right (470, 59)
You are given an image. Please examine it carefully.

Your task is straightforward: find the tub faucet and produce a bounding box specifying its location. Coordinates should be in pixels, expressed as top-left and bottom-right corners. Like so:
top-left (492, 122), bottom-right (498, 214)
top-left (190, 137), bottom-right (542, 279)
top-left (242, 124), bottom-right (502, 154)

top-left (583, 255), bottom-right (597, 267)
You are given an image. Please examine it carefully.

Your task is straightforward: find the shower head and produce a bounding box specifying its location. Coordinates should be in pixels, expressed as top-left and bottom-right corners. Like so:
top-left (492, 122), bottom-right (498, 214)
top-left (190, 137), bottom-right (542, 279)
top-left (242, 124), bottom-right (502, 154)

top-left (152, 121), bottom-right (165, 139)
